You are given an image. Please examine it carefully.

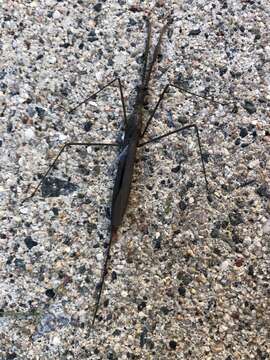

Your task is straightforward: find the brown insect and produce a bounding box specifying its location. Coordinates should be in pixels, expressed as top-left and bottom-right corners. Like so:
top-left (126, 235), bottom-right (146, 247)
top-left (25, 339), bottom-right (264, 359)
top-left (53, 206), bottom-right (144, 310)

top-left (23, 17), bottom-right (228, 327)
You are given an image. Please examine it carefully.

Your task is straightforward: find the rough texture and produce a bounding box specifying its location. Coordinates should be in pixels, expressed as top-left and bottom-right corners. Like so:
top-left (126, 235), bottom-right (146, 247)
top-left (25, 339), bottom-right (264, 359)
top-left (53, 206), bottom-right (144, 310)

top-left (0, 1), bottom-right (269, 359)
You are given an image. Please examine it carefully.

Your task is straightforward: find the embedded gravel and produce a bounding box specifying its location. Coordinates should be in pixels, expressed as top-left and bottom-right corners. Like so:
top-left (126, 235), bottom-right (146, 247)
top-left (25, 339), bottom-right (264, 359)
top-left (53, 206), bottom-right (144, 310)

top-left (0, 1), bottom-right (269, 359)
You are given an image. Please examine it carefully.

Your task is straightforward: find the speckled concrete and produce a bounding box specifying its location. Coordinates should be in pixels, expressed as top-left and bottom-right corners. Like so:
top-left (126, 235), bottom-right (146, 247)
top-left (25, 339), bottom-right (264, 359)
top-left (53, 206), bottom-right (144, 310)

top-left (0, 1), bottom-right (269, 359)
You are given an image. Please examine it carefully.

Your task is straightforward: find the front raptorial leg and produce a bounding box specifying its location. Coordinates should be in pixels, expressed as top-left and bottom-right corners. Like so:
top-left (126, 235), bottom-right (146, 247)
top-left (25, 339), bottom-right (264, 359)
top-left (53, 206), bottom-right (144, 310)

top-left (139, 125), bottom-right (210, 197)
top-left (21, 141), bottom-right (119, 204)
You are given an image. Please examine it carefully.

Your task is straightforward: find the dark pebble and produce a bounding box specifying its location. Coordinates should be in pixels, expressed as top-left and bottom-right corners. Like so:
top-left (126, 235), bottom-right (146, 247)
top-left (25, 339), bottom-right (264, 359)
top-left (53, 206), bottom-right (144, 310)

top-left (88, 29), bottom-right (96, 37)
top-left (219, 67), bottom-right (227, 76)
top-left (240, 143), bottom-right (249, 148)
top-left (160, 306), bottom-right (170, 315)
top-left (202, 153), bottom-right (210, 162)
top-left (107, 352), bottom-right (117, 360)
top-left (256, 348), bottom-right (268, 359)
top-left (179, 200), bottom-right (187, 211)
top-left (230, 71), bottom-right (242, 79)
top-left (221, 220), bottom-right (229, 229)
top-left (62, 43), bottom-right (70, 48)
top-left (229, 211), bottom-right (243, 226)
top-left (153, 236), bottom-right (161, 250)
top-left (35, 106), bottom-right (45, 118)
top-left (6, 256), bottom-right (13, 265)
top-left (78, 164), bottom-right (90, 176)
top-left (256, 184), bottom-right (270, 199)
top-left (0, 70), bottom-right (6, 80)
top-left (239, 25), bottom-right (245, 32)
top-left (140, 327), bottom-right (148, 348)
top-left (83, 121), bottom-right (92, 132)
top-left (78, 265), bottom-right (86, 274)
top-left (169, 340), bottom-right (178, 350)
top-left (112, 329), bottom-right (121, 336)
top-left (88, 36), bottom-right (98, 43)
top-left (189, 29), bottom-right (201, 36)
top-left (45, 288), bottom-right (56, 298)
top-left (232, 232), bottom-right (242, 243)
top-left (88, 29), bottom-right (98, 42)
top-left (93, 3), bottom-right (102, 12)
top-left (171, 165), bottom-right (181, 173)
top-left (210, 228), bottom-right (219, 238)
top-left (126, 353), bottom-right (137, 359)
top-left (60, 86), bottom-right (69, 97)
top-left (230, 103), bottom-right (238, 113)
top-left (6, 353), bottom-right (17, 360)
top-left (111, 271), bottom-right (117, 281)
top-left (107, 58), bottom-right (114, 66)
top-left (128, 18), bottom-right (137, 26)
top-left (179, 273), bottom-right (193, 285)
top-left (178, 286), bottom-right (186, 297)
top-left (0, 82), bottom-right (7, 92)
top-left (138, 301), bottom-right (147, 311)
top-left (51, 207), bottom-right (59, 216)
top-left (254, 32), bottom-right (261, 41)
top-left (144, 339), bottom-right (154, 350)
top-left (235, 138), bottom-right (241, 145)
top-left (239, 127), bottom-right (248, 137)
top-left (242, 100), bottom-right (256, 114)
top-left (14, 258), bottom-right (26, 270)
top-left (247, 264), bottom-right (254, 276)
top-left (186, 181), bottom-right (194, 189)
top-left (213, 247), bottom-right (221, 256)
top-left (24, 236), bottom-right (38, 249)
top-left (7, 122), bottom-right (13, 133)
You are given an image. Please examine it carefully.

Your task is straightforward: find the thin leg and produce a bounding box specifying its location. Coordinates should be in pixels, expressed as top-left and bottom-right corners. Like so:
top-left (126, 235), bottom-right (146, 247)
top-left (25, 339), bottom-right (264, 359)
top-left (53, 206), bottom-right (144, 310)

top-left (22, 141), bottom-right (119, 204)
top-left (141, 83), bottom-right (233, 138)
top-left (139, 125), bottom-right (209, 193)
top-left (69, 78), bottom-right (128, 128)
top-left (170, 83), bottom-right (232, 107)
top-left (141, 84), bottom-right (169, 137)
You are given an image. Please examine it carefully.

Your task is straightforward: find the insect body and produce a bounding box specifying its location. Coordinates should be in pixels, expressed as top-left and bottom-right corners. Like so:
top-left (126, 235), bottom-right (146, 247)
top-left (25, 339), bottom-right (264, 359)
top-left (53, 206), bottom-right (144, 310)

top-left (94, 20), bottom-right (171, 325)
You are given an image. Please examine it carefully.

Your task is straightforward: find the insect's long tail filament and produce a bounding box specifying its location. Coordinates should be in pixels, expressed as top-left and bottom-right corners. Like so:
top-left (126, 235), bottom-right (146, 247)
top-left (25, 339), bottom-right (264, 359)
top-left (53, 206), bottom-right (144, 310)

top-left (91, 227), bottom-right (117, 327)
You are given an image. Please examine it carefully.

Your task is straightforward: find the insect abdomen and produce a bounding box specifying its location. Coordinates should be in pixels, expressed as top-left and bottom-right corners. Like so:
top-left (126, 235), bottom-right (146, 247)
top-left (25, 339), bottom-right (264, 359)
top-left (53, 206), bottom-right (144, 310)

top-left (111, 141), bottom-right (137, 227)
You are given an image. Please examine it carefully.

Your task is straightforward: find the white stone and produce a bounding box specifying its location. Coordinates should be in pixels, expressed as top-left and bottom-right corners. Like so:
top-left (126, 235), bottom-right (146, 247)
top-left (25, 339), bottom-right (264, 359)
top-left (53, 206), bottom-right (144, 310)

top-left (96, 253), bottom-right (103, 262)
top-left (24, 128), bottom-right (35, 140)
top-left (263, 219), bottom-right (270, 234)
top-left (51, 335), bottom-right (61, 346)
